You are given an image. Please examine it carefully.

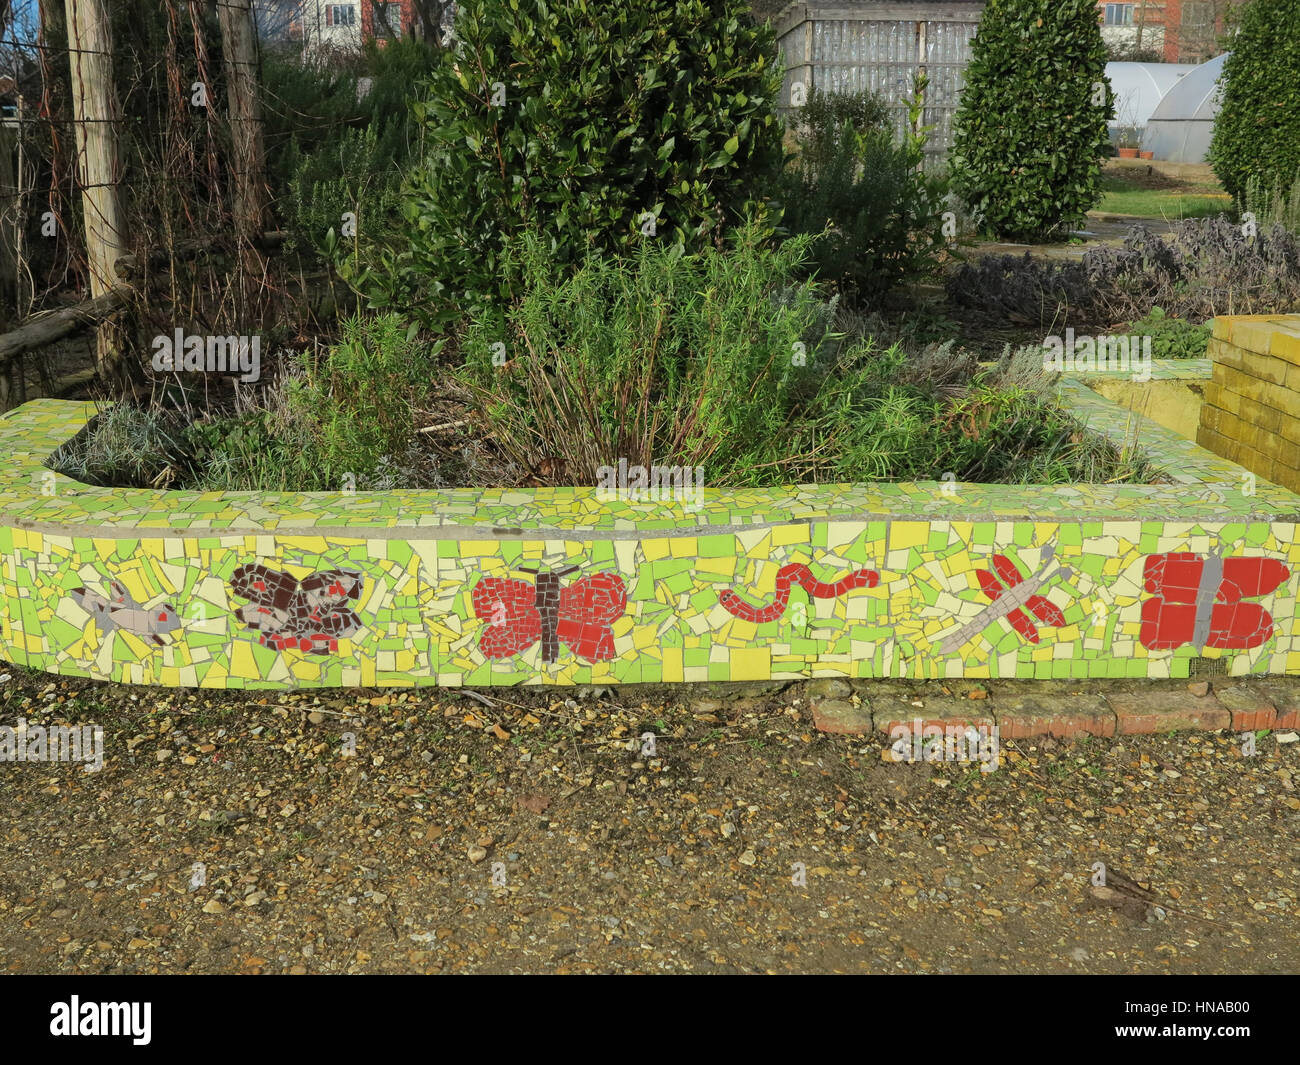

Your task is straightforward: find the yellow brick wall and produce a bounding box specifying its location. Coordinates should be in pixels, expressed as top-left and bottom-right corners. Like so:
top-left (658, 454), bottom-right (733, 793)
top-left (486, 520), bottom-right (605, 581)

top-left (1197, 319), bottom-right (1300, 492)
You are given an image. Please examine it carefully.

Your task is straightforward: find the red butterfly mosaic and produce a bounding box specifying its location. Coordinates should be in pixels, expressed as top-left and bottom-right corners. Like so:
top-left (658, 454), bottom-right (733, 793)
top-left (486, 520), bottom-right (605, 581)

top-left (1141, 552), bottom-right (1290, 651)
top-left (471, 565), bottom-right (626, 663)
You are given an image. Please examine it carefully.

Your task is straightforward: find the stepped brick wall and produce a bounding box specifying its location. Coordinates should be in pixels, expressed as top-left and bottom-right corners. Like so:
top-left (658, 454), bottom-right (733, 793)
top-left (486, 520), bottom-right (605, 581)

top-left (1198, 316), bottom-right (1300, 495)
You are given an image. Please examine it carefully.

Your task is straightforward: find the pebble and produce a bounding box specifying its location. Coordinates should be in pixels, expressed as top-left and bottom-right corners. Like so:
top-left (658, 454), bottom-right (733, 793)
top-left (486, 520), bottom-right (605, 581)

top-left (806, 679), bottom-right (851, 700)
top-left (817, 698), bottom-right (858, 720)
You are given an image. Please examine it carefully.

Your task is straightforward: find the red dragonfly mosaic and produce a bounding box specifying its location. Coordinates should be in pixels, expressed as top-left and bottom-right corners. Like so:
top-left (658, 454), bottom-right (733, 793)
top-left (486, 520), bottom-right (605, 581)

top-left (719, 563), bottom-right (879, 623)
top-left (975, 554), bottom-right (1067, 644)
top-left (472, 565), bottom-right (627, 663)
top-left (1140, 552), bottom-right (1290, 651)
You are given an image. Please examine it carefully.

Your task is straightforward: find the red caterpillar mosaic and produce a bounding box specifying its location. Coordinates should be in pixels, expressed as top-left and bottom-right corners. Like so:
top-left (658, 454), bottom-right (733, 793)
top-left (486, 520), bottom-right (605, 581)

top-left (719, 563), bottom-right (880, 623)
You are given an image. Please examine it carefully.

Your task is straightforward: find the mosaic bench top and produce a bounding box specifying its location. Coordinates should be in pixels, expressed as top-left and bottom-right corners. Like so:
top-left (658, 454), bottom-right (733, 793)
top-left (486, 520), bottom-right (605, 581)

top-left (2, 389), bottom-right (1296, 538)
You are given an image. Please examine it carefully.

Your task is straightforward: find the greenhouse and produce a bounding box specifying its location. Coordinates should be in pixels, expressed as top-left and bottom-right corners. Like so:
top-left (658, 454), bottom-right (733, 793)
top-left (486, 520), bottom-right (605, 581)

top-left (1104, 61), bottom-right (1198, 144)
top-left (1142, 52), bottom-right (1229, 163)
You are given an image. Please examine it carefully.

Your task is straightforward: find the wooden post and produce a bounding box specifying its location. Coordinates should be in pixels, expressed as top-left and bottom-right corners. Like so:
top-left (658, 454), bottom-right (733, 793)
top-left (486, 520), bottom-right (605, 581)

top-left (63, 0), bottom-right (126, 383)
top-left (915, 19), bottom-right (927, 152)
top-left (803, 12), bottom-right (812, 97)
top-left (217, 0), bottom-right (272, 288)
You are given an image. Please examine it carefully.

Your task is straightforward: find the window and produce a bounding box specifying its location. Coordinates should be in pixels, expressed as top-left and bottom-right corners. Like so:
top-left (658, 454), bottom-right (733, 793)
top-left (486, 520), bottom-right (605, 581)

top-left (327, 4), bottom-right (356, 27)
top-left (1104, 3), bottom-right (1134, 26)
top-left (1182, 1), bottom-right (1213, 28)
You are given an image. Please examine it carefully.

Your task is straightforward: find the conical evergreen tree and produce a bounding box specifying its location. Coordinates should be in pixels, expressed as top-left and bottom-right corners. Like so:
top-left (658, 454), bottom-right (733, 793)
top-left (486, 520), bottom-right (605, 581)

top-left (951, 0), bottom-right (1113, 241)
top-left (1209, 0), bottom-right (1300, 203)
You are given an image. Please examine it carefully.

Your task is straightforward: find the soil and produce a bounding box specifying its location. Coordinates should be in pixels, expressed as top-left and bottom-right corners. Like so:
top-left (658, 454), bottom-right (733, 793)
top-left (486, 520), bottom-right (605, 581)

top-left (2, 668), bottom-right (1297, 974)
top-left (1105, 159), bottom-right (1224, 194)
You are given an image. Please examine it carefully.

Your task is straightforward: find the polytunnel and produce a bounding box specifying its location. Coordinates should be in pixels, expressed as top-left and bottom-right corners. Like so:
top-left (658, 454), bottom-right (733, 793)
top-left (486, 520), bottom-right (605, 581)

top-left (1105, 62), bottom-right (1199, 135)
top-left (1142, 53), bottom-right (1229, 163)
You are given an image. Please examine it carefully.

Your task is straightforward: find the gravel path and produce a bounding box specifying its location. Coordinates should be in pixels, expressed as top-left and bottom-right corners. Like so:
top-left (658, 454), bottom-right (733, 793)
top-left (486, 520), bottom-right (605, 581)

top-left (1, 670), bottom-right (1297, 974)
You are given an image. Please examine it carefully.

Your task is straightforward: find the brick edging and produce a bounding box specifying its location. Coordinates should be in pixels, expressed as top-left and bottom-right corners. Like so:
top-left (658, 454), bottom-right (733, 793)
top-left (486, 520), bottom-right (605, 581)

top-left (811, 682), bottom-right (1300, 738)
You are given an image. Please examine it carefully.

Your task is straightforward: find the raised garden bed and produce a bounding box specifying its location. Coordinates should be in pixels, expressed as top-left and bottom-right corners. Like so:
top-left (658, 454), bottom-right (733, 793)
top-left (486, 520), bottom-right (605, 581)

top-left (1, 316), bottom-right (1297, 689)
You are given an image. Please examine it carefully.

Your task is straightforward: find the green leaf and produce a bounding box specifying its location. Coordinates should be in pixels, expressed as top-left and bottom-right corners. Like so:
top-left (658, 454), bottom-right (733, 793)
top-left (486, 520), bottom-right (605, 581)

top-left (391, 0), bottom-right (789, 326)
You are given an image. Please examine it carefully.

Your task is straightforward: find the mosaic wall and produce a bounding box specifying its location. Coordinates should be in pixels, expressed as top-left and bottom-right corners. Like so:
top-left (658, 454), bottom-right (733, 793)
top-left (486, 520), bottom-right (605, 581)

top-left (2, 324), bottom-right (1299, 689)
